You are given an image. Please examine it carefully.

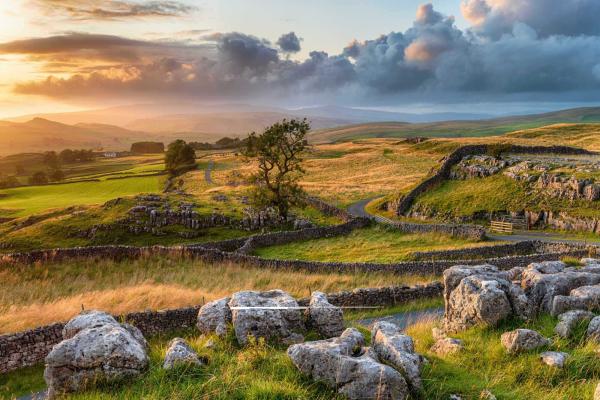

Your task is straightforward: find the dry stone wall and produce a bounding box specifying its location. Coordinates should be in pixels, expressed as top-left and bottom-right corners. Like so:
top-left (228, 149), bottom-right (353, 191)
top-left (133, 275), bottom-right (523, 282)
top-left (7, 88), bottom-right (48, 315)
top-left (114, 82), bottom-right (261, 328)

top-left (0, 284), bottom-right (441, 374)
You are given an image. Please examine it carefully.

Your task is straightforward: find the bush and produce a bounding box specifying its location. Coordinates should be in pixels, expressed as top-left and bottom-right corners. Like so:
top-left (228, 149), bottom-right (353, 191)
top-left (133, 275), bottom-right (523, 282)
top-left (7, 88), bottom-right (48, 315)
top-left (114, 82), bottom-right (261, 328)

top-left (28, 171), bottom-right (48, 185)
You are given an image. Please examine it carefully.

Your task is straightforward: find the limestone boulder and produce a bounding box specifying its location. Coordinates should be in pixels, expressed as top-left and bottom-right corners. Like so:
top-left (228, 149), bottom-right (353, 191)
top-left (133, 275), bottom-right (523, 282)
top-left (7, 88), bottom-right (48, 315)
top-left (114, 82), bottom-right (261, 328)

top-left (540, 351), bottom-right (568, 368)
top-left (445, 274), bottom-right (522, 332)
top-left (287, 328), bottom-right (409, 400)
top-left (596, 382), bottom-right (600, 400)
top-left (371, 321), bottom-right (424, 392)
top-left (229, 290), bottom-right (305, 346)
top-left (587, 316), bottom-right (600, 341)
top-left (163, 338), bottom-right (205, 370)
top-left (501, 329), bottom-right (549, 354)
top-left (44, 324), bottom-right (149, 398)
top-left (306, 291), bottom-right (344, 338)
top-left (555, 310), bottom-right (594, 338)
top-left (522, 262), bottom-right (600, 315)
top-left (552, 285), bottom-right (600, 316)
top-left (196, 297), bottom-right (231, 337)
top-left (62, 310), bottom-right (119, 339)
top-left (430, 337), bottom-right (464, 356)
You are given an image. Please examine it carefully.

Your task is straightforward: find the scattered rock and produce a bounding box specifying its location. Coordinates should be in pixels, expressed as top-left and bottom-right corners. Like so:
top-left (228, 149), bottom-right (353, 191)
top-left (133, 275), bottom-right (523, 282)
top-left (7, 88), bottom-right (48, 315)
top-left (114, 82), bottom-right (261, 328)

top-left (287, 328), bottom-right (409, 400)
top-left (595, 382), bottom-right (600, 400)
top-left (204, 339), bottom-right (216, 349)
top-left (371, 321), bottom-right (424, 392)
top-left (306, 291), bottom-right (344, 338)
top-left (540, 351), bottom-right (568, 368)
top-left (432, 327), bottom-right (446, 341)
top-left (431, 337), bottom-right (464, 356)
top-left (229, 290), bottom-right (305, 346)
top-left (555, 310), bottom-right (594, 338)
top-left (196, 297), bottom-right (231, 337)
top-left (501, 329), bottom-right (549, 354)
top-left (163, 338), bottom-right (206, 369)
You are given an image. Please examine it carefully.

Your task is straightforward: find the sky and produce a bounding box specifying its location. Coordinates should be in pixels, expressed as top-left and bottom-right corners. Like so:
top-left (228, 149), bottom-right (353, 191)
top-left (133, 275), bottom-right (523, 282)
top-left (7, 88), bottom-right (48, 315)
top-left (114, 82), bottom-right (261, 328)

top-left (0, 0), bottom-right (599, 118)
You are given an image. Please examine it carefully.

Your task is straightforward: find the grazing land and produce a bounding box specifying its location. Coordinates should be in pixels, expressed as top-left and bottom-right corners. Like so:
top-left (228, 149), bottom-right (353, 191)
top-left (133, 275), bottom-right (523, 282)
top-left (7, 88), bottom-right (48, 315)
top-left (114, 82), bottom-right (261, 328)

top-left (254, 225), bottom-right (494, 263)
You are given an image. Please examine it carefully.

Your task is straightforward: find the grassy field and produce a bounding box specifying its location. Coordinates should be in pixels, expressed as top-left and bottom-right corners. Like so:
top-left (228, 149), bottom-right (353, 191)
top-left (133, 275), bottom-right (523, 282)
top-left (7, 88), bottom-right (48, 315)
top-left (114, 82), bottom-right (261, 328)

top-left (4, 302), bottom-right (598, 400)
top-left (0, 175), bottom-right (163, 218)
top-left (253, 225), bottom-right (493, 263)
top-left (0, 256), bottom-right (434, 334)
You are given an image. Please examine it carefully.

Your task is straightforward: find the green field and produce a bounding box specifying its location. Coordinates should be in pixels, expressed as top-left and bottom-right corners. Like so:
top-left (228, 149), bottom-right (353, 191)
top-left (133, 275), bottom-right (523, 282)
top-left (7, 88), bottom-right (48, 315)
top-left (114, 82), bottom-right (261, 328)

top-left (253, 225), bottom-right (492, 263)
top-left (0, 175), bottom-right (163, 218)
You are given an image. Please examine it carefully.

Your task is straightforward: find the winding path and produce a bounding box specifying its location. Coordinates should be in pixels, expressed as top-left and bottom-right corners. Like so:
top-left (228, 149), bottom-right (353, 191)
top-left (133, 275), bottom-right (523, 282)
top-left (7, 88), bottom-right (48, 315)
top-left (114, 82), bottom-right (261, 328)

top-left (348, 197), bottom-right (598, 246)
top-left (204, 160), bottom-right (214, 184)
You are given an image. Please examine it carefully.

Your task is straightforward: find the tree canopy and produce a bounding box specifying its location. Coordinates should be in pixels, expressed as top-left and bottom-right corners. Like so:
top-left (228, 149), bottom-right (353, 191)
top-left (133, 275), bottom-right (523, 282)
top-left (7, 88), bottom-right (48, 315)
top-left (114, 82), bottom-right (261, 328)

top-left (243, 118), bottom-right (310, 218)
top-left (165, 140), bottom-right (196, 174)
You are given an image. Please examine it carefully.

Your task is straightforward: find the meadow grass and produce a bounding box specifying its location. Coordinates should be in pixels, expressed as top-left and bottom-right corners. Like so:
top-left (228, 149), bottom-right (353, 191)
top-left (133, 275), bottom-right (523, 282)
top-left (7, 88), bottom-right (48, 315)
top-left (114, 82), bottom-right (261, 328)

top-left (0, 257), bottom-right (434, 333)
top-left (414, 174), bottom-right (600, 220)
top-left (253, 225), bottom-right (494, 263)
top-left (407, 315), bottom-right (600, 399)
top-left (0, 175), bottom-right (163, 218)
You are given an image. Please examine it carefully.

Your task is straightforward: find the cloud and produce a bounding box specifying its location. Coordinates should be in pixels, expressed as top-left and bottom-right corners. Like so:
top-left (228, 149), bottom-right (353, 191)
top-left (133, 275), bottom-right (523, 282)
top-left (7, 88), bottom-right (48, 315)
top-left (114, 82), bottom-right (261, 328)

top-left (32, 0), bottom-right (196, 20)
top-left (8, 2), bottom-right (600, 105)
top-left (461, 0), bottom-right (600, 39)
top-left (0, 32), bottom-right (207, 63)
top-left (277, 32), bottom-right (302, 53)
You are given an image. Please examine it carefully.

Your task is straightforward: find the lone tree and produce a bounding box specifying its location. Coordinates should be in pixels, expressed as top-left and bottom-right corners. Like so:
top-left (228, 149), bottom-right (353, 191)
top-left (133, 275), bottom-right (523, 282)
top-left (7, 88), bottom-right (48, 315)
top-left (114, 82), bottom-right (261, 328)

top-left (243, 118), bottom-right (310, 219)
top-left (165, 139), bottom-right (196, 174)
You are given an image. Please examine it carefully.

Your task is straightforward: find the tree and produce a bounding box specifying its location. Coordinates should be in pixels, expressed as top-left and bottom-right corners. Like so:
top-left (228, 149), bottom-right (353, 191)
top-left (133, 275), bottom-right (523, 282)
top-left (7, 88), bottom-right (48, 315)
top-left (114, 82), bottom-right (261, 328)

top-left (242, 118), bottom-right (310, 219)
top-left (130, 142), bottom-right (165, 154)
top-left (29, 171), bottom-right (48, 185)
top-left (0, 175), bottom-right (20, 189)
top-left (43, 151), bottom-right (60, 169)
top-left (49, 168), bottom-right (65, 182)
top-left (165, 140), bottom-right (196, 173)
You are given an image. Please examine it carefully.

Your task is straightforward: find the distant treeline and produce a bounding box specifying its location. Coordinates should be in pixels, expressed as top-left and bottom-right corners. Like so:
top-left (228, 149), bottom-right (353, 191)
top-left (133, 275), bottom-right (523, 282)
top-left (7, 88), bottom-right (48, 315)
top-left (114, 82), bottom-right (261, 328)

top-left (189, 137), bottom-right (248, 150)
top-left (130, 142), bottom-right (165, 154)
top-left (45, 149), bottom-right (95, 165)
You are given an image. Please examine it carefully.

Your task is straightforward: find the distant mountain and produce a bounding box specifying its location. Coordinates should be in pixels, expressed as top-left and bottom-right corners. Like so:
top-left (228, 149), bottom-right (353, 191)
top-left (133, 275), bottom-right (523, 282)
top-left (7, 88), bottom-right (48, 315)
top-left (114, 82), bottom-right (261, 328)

top-left (310, 106), bottom-right (600, 143)
top-left (294, 105), bottom-right (492, 123)
top-left (0, 118), bottom-right (145, 155)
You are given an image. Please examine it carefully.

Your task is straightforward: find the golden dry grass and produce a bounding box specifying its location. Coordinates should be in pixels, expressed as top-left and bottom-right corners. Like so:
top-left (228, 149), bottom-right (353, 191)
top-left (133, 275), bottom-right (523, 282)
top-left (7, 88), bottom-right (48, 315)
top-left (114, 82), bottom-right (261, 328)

top-left (0, 257), bottom-right (435, 333)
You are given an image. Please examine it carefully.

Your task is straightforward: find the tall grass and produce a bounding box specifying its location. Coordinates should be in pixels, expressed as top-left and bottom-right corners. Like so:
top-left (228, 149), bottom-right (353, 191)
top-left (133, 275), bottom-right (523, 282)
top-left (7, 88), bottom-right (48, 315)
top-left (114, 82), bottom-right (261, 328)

top-left (0, 257), bottom-right (435, 333)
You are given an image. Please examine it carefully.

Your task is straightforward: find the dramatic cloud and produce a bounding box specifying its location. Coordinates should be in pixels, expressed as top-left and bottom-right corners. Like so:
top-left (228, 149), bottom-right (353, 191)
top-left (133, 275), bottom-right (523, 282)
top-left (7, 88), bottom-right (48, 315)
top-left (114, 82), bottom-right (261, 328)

top-left (33, 0), bottom-right (196, 20)
top-left (6, 1), bottom-right (600, 104)
top-left (277, 32), bottom-right (302, 53)
top-left (0, 33), bottom-right (207, 63)
top-left (461, 0), bottom-right (600, 39)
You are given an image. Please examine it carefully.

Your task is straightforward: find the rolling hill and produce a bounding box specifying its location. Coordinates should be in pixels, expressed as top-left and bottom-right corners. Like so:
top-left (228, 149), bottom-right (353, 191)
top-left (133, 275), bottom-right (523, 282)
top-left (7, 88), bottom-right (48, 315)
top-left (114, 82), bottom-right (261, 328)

top-left (0, 118), bottom-right (145, 155)
top-left (310, 106), bottom-right (600, 143)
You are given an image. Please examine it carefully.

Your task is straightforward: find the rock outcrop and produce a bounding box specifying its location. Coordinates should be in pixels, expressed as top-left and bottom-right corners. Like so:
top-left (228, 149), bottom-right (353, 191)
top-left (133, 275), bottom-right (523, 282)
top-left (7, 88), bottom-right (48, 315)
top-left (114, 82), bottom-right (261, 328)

top-left (287, 328), bottom-right (410, 400)
top-left (371, 321), bottom-right (424, 392)
top-left (229, 290), bottom-right (305, 346)
top-left (551, 285), bottom-right (600, 316)
top-left (44, 311), bottom-right (149, 398)
top-left (500, 329), bottom-right (550, 354)
top-left (443, 265), bottom-right (529, 332)
top-left (305, 291), bottom-right (344, 338)
top-left (430, 337), bottom-right (464, 356)
top-left (163, 338), bottom-right (205, 369)
top-left (554, 310), bottom-right (595, 338)
top-left (196, 297), bottom-right (232, 337)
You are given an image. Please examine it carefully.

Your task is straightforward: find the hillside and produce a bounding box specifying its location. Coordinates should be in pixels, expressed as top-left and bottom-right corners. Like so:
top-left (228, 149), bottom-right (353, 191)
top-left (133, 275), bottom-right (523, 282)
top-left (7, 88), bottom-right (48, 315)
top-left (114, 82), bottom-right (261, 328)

top-left (0, 118), bottom-right (146, 155)
top-left (310, 107), bottom-right (600, 143)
